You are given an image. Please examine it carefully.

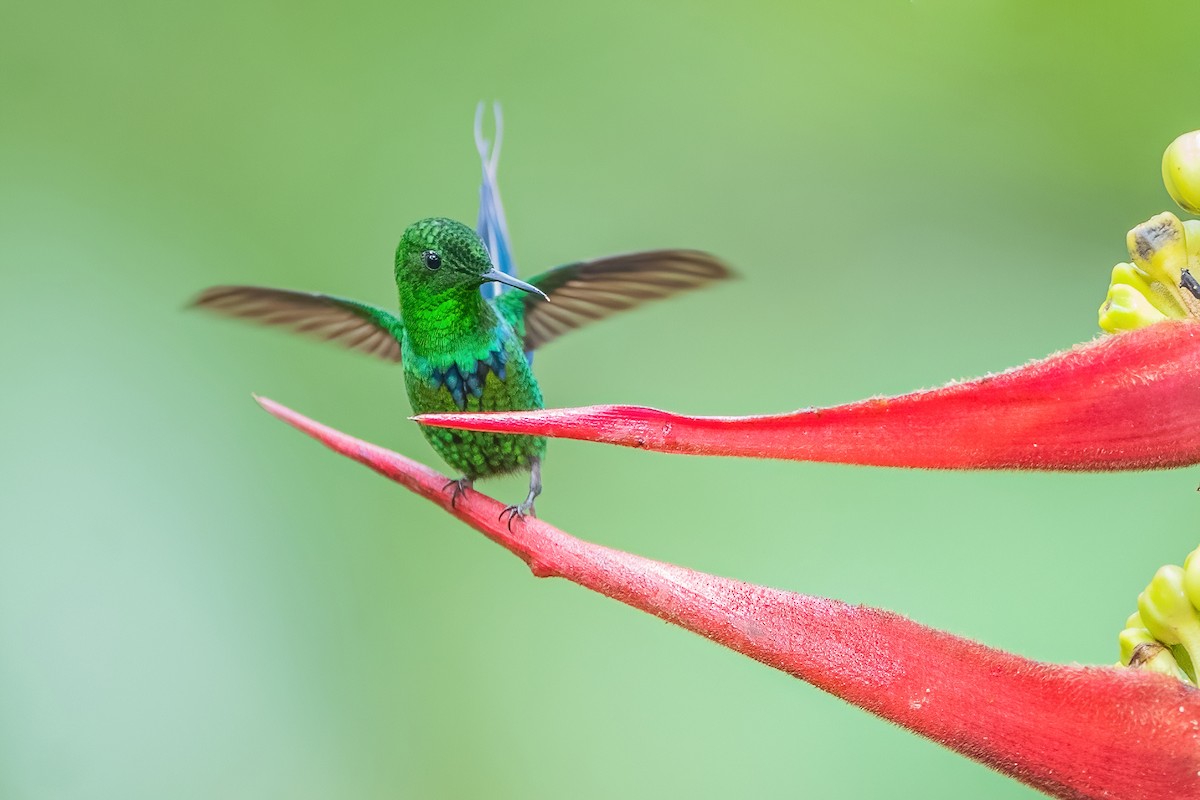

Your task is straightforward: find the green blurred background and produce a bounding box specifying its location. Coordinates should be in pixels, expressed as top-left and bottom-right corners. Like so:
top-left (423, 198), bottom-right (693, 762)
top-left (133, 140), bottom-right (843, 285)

top-left (4, 1), bottom-right (1199, 797)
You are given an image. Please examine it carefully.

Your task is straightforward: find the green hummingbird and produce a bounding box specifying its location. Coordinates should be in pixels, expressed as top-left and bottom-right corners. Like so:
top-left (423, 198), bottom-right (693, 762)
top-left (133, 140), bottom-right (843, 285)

top-left (193, 217), bottom-right (731, 520)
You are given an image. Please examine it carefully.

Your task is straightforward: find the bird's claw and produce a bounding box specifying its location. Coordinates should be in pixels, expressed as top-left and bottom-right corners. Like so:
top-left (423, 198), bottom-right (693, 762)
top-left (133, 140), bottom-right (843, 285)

top-left (498, 501), bottom-right (535, 532)
top-left (442, 477), bottom-right (473, 509)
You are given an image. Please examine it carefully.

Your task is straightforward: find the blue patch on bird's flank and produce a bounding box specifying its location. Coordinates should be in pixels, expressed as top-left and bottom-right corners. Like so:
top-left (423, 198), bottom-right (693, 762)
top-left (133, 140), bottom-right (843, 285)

top-left (428, 347), bottom-right (511, 410)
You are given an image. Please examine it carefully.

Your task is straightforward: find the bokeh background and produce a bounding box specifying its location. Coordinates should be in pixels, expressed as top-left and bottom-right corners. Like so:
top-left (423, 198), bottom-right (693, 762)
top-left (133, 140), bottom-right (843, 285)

top-left (4, 2), bottom-right (1200, 797)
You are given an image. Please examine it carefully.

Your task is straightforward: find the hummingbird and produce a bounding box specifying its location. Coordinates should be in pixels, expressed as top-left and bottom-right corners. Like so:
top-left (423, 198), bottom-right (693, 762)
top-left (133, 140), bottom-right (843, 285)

top-left (192, 107), bottom-right (731, 520)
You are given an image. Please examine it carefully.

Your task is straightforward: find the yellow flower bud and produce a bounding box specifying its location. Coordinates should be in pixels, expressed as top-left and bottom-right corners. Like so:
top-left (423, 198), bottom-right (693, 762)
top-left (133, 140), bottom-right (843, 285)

top-left (1119, 625), bottom-right (1155, 664)
top-left (1124, 212), bottom-right (1200, 321)
top-left (1162, 131), bottom-right (1200, 214)
top-left (1099, 282), bottom-right (1170, 333)
top-left (1182, 544), bottom-right (1200, 610)
top-left (1118, 626), bottom-right (1192, 682)
top-left (1116, 262), bottom-right (1189, 316)
top-left (1127, 213), bottom-right (1189, 289)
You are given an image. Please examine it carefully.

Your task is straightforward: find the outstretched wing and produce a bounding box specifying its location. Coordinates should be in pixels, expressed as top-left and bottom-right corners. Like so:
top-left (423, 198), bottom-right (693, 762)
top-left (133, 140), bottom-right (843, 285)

top-left (494, 250), bottom-right (733, 351)
top-left (191, 286), bottom-right (404, 362)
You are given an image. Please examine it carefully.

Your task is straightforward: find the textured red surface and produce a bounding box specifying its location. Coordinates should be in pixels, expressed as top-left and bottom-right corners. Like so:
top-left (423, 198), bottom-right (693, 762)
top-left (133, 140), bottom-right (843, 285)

top-left (416, 321), bottom-right (1200, 470)
top-left (258, 396), bottom-right (1200, 799)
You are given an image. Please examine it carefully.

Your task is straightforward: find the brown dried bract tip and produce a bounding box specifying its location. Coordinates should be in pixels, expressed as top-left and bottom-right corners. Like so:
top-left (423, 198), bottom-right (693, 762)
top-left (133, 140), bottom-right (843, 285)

top-left (1129, 640), bottom-right (1169, 669)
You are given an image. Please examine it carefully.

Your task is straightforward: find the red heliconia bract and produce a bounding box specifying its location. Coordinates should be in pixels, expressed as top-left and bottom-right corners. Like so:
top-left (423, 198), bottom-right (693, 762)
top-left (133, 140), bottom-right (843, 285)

top-left (258, 395), bottom-right (1200, 800)
top-left (415, 321), bottom-right (1200, 471)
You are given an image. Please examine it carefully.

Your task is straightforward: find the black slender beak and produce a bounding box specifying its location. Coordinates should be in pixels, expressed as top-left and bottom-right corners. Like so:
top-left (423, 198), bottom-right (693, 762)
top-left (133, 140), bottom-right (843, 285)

top-left (481, 267), bottom-right (549, 301)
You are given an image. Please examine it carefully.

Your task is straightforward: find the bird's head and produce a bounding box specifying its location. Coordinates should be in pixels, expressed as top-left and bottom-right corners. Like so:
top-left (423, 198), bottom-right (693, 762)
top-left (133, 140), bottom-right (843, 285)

top-left (394, 217), bottom-right (546, 299)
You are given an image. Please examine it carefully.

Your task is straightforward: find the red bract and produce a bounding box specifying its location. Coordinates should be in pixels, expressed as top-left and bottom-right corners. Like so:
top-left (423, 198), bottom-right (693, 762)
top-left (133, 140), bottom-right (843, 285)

top-left (258, 395), bottom-right (1200, 800)
top-left (416, 321), bottom-right (1200, 470)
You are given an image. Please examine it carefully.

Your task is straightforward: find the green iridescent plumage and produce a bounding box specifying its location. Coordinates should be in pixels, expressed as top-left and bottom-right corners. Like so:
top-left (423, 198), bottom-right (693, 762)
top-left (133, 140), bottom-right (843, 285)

top-left (193, 217), bottom-right (731, 516)
top-left (395, 218), bottom-right (546, 485)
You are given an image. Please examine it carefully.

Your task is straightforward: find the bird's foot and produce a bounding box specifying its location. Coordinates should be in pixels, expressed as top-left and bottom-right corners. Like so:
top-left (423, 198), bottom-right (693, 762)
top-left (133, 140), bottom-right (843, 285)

top-left (498, 500), bottom-right (536, 532)
top-left (499, 459), bottom-right (542, 532)
top-left (442, 477), bottom-right (474, 509)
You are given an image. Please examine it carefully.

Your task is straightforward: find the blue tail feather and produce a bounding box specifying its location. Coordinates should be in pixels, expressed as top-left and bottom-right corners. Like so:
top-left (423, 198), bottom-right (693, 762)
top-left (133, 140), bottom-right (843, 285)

top-left (474, 102), bottom-right (535, 366)
top-left (474, 101), bottom-right (516, 299)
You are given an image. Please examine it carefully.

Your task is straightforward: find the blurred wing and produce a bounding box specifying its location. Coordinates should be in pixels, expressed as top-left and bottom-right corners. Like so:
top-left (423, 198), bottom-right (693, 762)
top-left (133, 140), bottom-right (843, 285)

top-left (496, 250), bottom-right (733, 350)
top-left (191, 286), bottom-right (404, 362)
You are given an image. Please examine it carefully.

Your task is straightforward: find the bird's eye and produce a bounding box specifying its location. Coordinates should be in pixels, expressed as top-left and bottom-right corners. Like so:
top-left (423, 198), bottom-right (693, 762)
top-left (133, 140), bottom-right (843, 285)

top-left (422, 250), bottom-right (442, 270)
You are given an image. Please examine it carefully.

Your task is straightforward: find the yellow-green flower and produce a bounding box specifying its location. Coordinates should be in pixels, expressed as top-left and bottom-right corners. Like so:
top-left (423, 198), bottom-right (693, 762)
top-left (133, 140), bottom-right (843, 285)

top-left (1098, 130), bottom-right (1200, 332)
top-left (1119, 547), bottom-right (1200, 685)
top-left (1099, 213), bottom-right (1198, 332)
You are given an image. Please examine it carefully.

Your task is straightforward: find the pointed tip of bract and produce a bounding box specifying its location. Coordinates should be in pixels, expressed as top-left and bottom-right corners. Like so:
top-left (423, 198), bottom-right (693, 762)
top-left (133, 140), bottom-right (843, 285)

top-left (253, 394), bottom-right (285, 419)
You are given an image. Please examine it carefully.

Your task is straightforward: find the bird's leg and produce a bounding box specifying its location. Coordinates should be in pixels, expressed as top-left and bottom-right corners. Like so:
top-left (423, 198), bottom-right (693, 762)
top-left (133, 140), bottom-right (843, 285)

top-left (442, 476), bottom-right (474, 509)
top-left (499, 458), bottom-right (542, 530)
